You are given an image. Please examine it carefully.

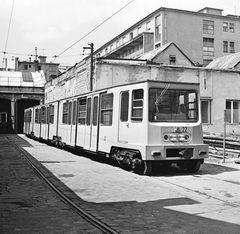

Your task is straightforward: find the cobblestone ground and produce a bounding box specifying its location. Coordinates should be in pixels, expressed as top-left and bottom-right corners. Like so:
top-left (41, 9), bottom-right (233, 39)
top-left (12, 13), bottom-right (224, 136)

top-left (1, 134), bottom-right (240, 234)
top-left (0, 134), bottom-right (103, 234)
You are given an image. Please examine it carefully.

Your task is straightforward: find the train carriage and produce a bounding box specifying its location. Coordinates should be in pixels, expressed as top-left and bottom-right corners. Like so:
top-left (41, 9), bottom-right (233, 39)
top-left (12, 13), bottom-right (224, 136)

top-left (24, 80), bottom-right (208, 175)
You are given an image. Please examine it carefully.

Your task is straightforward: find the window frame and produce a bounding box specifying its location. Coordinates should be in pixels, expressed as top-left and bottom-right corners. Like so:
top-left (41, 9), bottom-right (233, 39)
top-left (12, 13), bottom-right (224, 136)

top-left (226, 100), bottom-right (240, 124)
top-left (201, 100), bottom-right (211, 124)
top-left (131, 89), bottom-right (144, 122)
top-left (78, 97), bottom-right (87, 125)
top-left (203, 20), bottom-right (214, 35)
top-left (100, 93), bottom-right (113, 126)
top-left (49, 105), bottom-right (54, 124)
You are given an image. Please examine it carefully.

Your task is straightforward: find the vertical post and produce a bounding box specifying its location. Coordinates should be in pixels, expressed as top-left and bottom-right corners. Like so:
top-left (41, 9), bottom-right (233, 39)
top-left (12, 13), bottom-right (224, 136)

top-left (83, 43), bottom-right (94, 91)
top-left (89, 43), bottom-right (94, 91)
top-left (223, 110), bottom-right (226, 163)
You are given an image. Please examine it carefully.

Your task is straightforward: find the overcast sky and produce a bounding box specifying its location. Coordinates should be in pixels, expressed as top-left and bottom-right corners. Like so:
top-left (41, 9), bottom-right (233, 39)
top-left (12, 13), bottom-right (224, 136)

top-left (1, 0), bottom-right (239, 67)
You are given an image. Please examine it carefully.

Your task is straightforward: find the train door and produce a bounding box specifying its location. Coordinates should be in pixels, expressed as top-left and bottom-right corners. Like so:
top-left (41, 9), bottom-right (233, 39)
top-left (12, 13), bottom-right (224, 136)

top-left (118, 91), bottom-right (129, 143)
top-left (90, 95), bottom-right (99, 151)
top-left (84, 97), bottom-right (92, 149)
top-left (69, 100), bottom-right (77, 146)
top-left (76, 97), bottom-right (87, 148)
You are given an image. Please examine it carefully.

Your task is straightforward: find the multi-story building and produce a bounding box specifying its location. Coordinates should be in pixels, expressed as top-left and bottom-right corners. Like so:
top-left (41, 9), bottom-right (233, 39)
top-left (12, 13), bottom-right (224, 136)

top-left (16, 55), bottom-right (60, 82)
top-left (95, 7), bottom-right (240, 66)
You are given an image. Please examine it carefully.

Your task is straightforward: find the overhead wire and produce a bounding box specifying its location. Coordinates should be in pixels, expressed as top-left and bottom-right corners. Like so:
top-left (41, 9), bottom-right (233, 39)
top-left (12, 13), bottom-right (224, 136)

top-left (2, 0), bottom-right (15, 70)
top-left (53, 0), bottom-right (135, 61)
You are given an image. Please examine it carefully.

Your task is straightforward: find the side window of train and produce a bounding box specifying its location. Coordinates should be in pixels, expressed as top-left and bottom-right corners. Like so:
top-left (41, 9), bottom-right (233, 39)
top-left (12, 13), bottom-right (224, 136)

top-left (68, 102), bottom-right (72, 125)
top-left (49, 105), bottom-right (54, 124)
top-left (41, 107), bottom-right (46, 123)
top-left (72, 101), bottom-right (77, 125)
top-left (78, 97), bottom-right (87, 125)
top-left (132, 89), bottom-right (143, 122)
top-left (35, 109), bottom-right (38, 123)
top-left (62, 102), bottom-right (69, 124)
top-left (120, 91), bottom-right (129, 122)
top-left (86, 98), bottom-right (92, 126)
top-left (93, 96), bottom-right (98, 126)
top-left (100, 93), bottom-right (113, 126)
top-left (29, 109), bottom-right (32, 123)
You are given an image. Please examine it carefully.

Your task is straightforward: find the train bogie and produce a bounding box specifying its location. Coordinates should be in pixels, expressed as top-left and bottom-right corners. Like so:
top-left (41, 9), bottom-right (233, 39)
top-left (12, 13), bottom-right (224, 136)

top-left (24, 80), bottom-right (208, 175)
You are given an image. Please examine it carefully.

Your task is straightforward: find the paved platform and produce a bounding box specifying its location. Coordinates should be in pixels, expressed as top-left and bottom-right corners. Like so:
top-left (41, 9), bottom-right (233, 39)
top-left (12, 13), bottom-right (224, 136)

top-left (1, 134), bottom-right (240, 234)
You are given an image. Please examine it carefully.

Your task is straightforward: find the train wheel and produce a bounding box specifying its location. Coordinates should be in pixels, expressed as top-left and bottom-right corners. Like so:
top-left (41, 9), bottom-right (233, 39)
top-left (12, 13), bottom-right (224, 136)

top-left (186, 160), bottom-right (201, 173)
top-left (141, 161), bottom-right (153, 176)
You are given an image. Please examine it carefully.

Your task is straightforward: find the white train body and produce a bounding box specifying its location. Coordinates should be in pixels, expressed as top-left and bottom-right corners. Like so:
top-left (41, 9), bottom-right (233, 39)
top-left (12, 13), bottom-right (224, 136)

top-left (24, 80), bottom-right (208, 175)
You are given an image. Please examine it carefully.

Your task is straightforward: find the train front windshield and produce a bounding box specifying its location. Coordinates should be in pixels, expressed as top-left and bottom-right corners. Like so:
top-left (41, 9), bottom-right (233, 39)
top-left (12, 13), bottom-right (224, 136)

top-left (149, 87), bottom-right (198, 122)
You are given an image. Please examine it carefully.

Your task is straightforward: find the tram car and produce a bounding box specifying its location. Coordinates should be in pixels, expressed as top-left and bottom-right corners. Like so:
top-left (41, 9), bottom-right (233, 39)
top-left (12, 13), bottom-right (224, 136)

top-left (24, 80), bottom-right (208, 175)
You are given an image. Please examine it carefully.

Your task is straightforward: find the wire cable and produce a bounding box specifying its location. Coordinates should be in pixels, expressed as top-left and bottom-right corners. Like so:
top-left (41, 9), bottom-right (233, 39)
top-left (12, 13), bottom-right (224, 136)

top-left (2, 0), bottom-right (15, 70)
top-left (54, 0), bottom-right (135, 60)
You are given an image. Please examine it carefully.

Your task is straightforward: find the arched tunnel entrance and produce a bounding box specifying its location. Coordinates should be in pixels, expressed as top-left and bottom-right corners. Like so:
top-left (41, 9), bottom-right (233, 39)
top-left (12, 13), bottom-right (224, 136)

top-left (16, 99), bottom-right (40, 133)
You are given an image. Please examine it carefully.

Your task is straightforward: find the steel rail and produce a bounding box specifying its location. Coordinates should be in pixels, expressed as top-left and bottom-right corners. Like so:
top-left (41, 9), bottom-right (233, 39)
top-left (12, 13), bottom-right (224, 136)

top-left (7, 136), bottom-right (120, 234)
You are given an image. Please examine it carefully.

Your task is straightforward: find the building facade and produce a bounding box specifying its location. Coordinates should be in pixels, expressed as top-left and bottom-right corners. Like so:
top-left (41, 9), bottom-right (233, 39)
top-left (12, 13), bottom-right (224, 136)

top-left (16, 56), bottom-right (60, 82)
top-left (94, 7), bottom-right (240, 66)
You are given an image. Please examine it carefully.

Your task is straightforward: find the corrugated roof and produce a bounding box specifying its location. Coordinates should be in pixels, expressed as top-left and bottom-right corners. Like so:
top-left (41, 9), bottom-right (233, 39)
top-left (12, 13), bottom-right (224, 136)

top-left (206, 52), bottom-right (240, 69)
top-left (0, 70), bottom-right (46, 87)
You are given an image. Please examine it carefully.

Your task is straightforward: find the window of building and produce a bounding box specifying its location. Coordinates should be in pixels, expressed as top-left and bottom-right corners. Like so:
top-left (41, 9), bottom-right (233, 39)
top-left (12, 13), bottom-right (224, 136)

top-left (146, 21), bottom-right (151, 31)
top-left (110, 44), bottom-right (113, 51)
top-left (24, 65), bottom-right (28, 70)
top-left (93, 96), bottom-right (98, 126)
top-left (137, 26), bottom-right (142, 35)
top-left (116, 41), bottom-right (119, 47)
top-left (230, 42), bottom-right (235, 53)
top-left (62, 102), bottom-right (68, 124)
top-left (223, 22), bottom-right (228, 32)
top-left (226, 100), bottom-right (240, 124)
top-left (229, 23), bottom-right (234, 33)
top-left (169, 55), bottom-right (176, 65)
top-left (120, 92), bottom-right (129, 122)
top-left (201, 100), bottom-right (211, 124)
top-left (49, 105), bottom-right (54, 124)
top-left (0, 112), bottom-right (7, 123)
top-left (105, 48), bottom-right (108, 54)
top-left (223, 41), bottom-right (228, 53)
top-left (78, 98), bottom-right (87, 125)
top-left (132, 89), bottom-right (143, 122)
top-left (203, 20), bottom-right (214, 34)
top-left (100, 93), bottom-right (113, 125)
top-left (203, 38), bottom-right (214, 56)
top-left (38, 66), bottom-right (41, 70)
top-left (122, 36), bottom-right (126, 44)
top-left (130, 32), bottom-right (133, 40)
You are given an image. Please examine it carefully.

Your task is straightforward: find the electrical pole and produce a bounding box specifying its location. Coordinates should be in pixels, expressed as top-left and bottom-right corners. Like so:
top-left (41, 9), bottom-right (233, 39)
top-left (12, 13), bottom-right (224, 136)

top-left (83, 43), bottom-right (94, 91)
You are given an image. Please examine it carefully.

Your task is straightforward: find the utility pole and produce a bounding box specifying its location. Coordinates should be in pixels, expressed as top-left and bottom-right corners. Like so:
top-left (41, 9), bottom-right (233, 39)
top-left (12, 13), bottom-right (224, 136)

top-left (83, 43), bottom-right (94, 91)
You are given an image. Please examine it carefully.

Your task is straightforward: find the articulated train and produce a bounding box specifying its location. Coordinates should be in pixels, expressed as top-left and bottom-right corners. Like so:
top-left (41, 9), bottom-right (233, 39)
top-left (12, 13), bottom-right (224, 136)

top-left (24, 80), bottom-right (208, 175)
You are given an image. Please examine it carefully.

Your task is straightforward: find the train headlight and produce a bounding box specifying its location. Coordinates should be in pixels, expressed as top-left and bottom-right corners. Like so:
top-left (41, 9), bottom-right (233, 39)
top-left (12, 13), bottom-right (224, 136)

top-left (177, 133), bottom-right (190, 142)
top-left (169, 134), bottom-right (178, 142)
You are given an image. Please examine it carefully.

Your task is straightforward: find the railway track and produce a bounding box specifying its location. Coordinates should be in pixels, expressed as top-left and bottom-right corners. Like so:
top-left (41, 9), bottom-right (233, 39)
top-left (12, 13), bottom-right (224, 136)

top-left (7, 136), bottom-right (120, 234)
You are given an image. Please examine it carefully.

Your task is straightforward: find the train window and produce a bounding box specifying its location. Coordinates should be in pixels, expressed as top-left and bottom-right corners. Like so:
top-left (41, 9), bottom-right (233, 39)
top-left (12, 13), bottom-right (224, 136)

top-left (100, 93), bottom-right (113, 125)
top-left (78, 98), bottom-right (87, 125)
top-left (93, 96), bottom-right (98, 126)
top-left (0, 112), bottom-right (7, 123)
top-left (68, 102), bottom-right (72, 125)
top-left (41, 107), bottom-right (46, 123)
top-left (86, 98), bottom-right (92, 126)
top-left (72, 101), bottom-right (77, 125)
top-left (49, 105), bottom-right (54, 124)
top-left (35, 109), bottom-right (38, 123)
top-left (120, 91), bottom-right (129, 122)
top-left (62, 102), bottom-right (68, 124)
top-left (131, 89), bottom-right (143, 122)
top-left (149, 87), bottom-right (198, 122)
